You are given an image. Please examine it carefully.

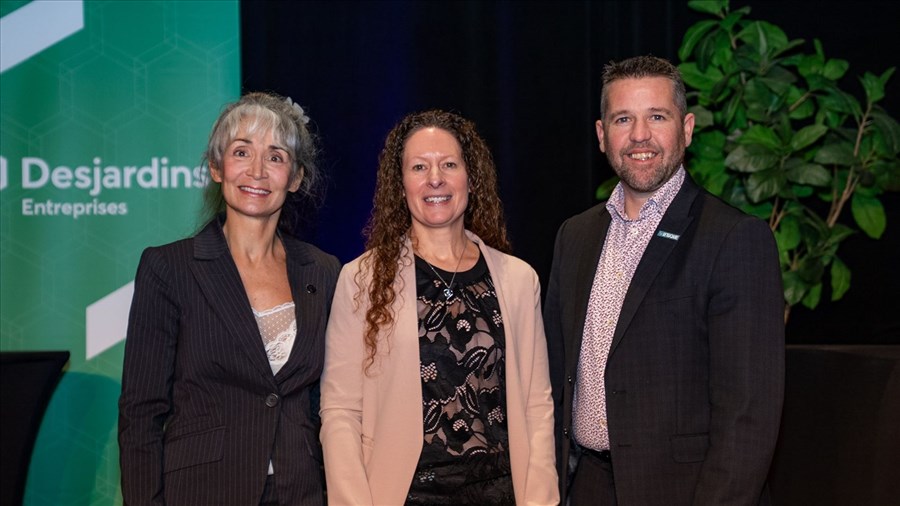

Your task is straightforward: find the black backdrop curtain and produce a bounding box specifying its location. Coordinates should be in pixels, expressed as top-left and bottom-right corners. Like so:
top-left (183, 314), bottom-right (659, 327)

top-left (240, 0), bottom-right (899, 343)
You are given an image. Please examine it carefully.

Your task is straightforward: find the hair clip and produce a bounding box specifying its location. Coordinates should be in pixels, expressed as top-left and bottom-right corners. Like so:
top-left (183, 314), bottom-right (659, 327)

top-left (285, 96), bottom-right (310, 125)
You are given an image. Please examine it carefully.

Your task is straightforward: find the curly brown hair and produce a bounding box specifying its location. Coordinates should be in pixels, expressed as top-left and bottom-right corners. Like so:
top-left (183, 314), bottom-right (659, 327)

top-left (357, 109), bottom-right (510, 371)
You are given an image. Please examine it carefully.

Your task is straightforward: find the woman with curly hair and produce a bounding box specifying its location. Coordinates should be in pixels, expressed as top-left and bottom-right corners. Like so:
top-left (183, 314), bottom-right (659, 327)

top-left (320, 110), bottom-right (558, 505)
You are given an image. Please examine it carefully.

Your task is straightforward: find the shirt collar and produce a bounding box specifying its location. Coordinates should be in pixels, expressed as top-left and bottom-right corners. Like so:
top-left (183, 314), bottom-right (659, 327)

top-left (607, 166), bottom-right (686, 222)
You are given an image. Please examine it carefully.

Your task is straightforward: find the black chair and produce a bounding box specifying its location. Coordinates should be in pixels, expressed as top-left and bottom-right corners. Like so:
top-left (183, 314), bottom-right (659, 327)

top-left (769, 345), bottom-right (900, 505)
top-left (0, 351), bottom-right (70, 506)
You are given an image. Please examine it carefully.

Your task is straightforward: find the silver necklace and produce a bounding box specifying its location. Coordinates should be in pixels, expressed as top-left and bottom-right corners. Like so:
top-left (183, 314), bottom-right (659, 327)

top-left (421, 243), bottom-right (467, 299)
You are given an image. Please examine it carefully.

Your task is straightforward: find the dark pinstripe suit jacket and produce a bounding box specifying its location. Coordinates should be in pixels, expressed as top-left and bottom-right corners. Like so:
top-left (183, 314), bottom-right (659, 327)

top-left (544, 174), bottom-right (785, 505)
top-left (118, 218), bottom-right (340, 506)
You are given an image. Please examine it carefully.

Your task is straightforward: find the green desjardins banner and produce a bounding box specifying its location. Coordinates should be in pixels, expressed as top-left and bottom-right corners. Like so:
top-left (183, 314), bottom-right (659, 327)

top-left (0, 1), bottom-right (240, 503)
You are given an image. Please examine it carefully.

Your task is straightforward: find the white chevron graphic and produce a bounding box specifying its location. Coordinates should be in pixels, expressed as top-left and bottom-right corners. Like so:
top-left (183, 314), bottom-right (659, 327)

top-left (0, 156), bottom-right (7, 191)
top-left (0, 0), bottom-right (85, 73)
top-left (85, 281), bottom-right (134, 360)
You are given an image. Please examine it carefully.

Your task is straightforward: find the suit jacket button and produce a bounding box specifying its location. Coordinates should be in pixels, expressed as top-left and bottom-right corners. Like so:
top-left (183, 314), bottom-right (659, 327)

top-left (265, 393), bottom-right (280, 407)
top-left (567, 375), bottom-right (573, 384)
top-left (563, 428), bottom-right (569, 438)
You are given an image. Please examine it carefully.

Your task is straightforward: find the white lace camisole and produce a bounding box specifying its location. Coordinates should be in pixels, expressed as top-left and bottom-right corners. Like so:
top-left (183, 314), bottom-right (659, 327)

top-left (252, 301), bottom-right (297, 376)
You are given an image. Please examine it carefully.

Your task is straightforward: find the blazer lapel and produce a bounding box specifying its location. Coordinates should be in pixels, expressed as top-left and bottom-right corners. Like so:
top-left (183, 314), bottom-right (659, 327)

top-left (274, 236), bottom-right (326, 384)
top-left (567, 207), bottom-right (611, 368)
top-left (190, 219), bottom-right (274, 381)
top-left (609, 176), bottom-right (700, 356)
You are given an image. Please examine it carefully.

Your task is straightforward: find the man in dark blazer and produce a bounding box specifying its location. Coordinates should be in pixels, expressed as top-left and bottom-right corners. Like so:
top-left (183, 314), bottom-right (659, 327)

top-left (544, 55), bottom-right (784, 505)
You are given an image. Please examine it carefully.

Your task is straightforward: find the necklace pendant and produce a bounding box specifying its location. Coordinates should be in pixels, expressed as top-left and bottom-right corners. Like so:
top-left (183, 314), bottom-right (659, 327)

top-left (442, 286), bottom-right (454, 299)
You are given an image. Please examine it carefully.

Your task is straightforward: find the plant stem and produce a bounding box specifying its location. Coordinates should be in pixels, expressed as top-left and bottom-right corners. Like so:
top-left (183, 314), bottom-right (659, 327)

top-left (788, 91), bottom-right (812, 113)
top-left (770, 197), bottom-right (786, 231)
top-left (827, 169), bottom-right (858, 228)
top-left (826, 108), bottom-right (869, 228)
top-left (853, 103), bottom-right (873, 159)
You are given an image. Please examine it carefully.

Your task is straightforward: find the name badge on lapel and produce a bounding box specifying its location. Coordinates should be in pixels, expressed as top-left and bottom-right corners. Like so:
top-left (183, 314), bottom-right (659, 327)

top-left (657, 230), bottom-right (680, 241)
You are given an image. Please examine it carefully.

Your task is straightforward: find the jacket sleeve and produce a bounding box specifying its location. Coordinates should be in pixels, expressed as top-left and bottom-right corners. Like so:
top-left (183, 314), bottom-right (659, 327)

top-left (319, 263), bottom-right (374, 506)
top-left (522, 267), bottom-right (561, 505)
top-left (693, 217), bottom-right (785, 505)
top-left (543, 220), bottom-right (568, 486)
top-left (118, 247), bottom-right (179, 506)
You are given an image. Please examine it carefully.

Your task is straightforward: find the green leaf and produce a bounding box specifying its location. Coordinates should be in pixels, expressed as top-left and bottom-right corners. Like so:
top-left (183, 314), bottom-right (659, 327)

top-left (690, 130), bottom-right (727, 160)
top-left (746, 168), bottom-right (785, 202)
top-left (814, 142), bottom-right (855, 166)
top-left (723, 89), bottom-right (744, 127)
top-left (742, 78), bottom-right (781, 122)
top-left (679, 62), bottom-right (725, 92)
top-left (818, 108), bottom-right (844, 129)
top-left (782, 270), bottom-right (807, 305)
top-left (860, 72), bottom-right (885, 104)
top-left (790, 124), bottom-right (829, 151)
top-left (797, 54), bottom-right (824, 79)
top-left (785, 162), bottom-right (831, 186)
top-left (759, 76), bottom-right (792, 97)
top-left (704, 170), bottom-right (733, 197)
top-left (823, 58), bottom-right (849, 80)
top-left (826, 224), bottom-right (856, 246)
top-left (830, 256), bottom-right (851, 301)
top-left (726, 144), bottom-right (780, 172)
top-left (737, 21), bottom-right (789, 56)
top-left (688, 0), bottom-right (728, 16)
top-left (792, 185), bottom-right (814, 197)
top-left (772, 38), bottom-right (806, 59)
top-left (696, 29), bottom-right (722, 71)
top-left (796, 254), bottom-right (826, 283)
top-left (711, 31), bottom-right (738, 68)
top-left (740, 125), bottom-right (783, 150)
top-left (680, 20), bottom-right (719, 61)
top-left (872, 159), bottom-right (900, 191)
top-left (765, 64), bottom-right (798, 83)
top-left (821, 88), bottom-right (863, 117)
top-left (814, 38), bottom-right (825, 59)
top-left (805, 73), bottom-right (830, 92)
top-left (741, 200), bottom-right (774, 221)
top-left (734, 44), bottom-right (762, 72)
top-left (689, 105), bottom-right (715, 128)
top-left (720, 8), bottom-right (750, 31)
top-left (775, 214), bottom-right (801, 250)
top-left (801, 282), bottom-right (822, 309)
top-left (787, 86), bottom-right (815, 120)
top-left (709, 73), bottom-right (736, 102)
top-left (851, 193), bottom-right (886, 238)
top-left (780, 54), bottom-right (805, 67)
top-left (595, 176), bottom-right (619, 201)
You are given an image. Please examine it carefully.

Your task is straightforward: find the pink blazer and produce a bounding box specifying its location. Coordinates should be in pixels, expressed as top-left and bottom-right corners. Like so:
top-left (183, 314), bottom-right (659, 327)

top-left (320, 231), bottom-right (559, 505)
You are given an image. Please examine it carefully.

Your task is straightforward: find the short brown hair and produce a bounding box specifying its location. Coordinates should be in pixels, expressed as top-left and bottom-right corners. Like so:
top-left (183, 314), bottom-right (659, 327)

top-left (600, 55), bottom-right (687, 119)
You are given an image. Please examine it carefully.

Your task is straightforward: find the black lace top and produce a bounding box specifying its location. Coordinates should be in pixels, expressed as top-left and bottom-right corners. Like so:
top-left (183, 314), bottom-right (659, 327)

top-left (406, 252), bottom-right (514, 506)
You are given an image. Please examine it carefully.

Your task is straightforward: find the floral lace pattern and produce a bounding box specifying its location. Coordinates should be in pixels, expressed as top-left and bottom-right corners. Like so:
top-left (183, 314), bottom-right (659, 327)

top-left (253, 301), bottom-right (296, 375)
top-left (406, 253), bottom-right (513, 505)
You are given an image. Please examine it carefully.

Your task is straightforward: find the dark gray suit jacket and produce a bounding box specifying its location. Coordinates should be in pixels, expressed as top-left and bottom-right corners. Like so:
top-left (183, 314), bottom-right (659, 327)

top-left (119, 218), bottom-right (340, 505)
top-left (544, 174), bottom-right (784, 505)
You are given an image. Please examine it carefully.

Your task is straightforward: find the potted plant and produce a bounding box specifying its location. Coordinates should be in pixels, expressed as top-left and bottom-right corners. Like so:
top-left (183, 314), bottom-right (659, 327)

top-left (599, 0), bottom-right (900, 321)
